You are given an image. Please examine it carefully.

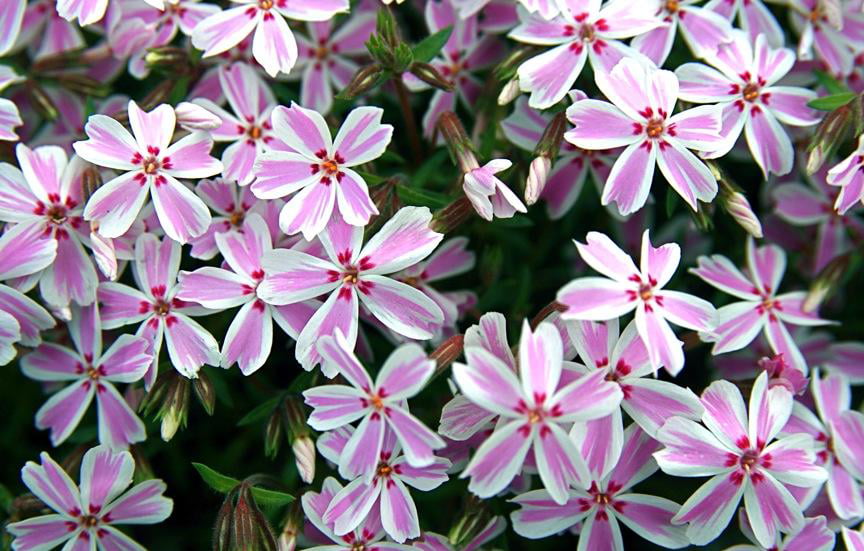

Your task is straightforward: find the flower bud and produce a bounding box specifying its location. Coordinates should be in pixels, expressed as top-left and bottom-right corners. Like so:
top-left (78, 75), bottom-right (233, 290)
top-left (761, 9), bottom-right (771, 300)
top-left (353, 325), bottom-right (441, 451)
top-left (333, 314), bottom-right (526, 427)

top-left (192, 371), bottom-right (216, 416)
top-left (494, 47), bottom-right (536, 82)
top-left (525, 156), bottom-right (551, 205)
top-left (497, 78), bottom-right (521, 106)
top-left (409, 62), bottom-right (454, 91)
top-left (431, 197), bottom-right (474, 234)
top-left (81, 166), bottom-right (102, 203)
top-left (175, 101), bottom-right (221, 131)
top-left (716, 178), bottom-right (762, 238)
top-left (758, 354), bottom-right (808, 395)
top-left (291, 436), bottom-right (316, 484)
top-left (52, 73), bottom-right (109, 97)
top-left (448, 496), bottom-right (492, 548)
top-left (24, 80), bottom-right (58, 121)
top-left (804, 252), bottom-right (851, 312)
top-left (144, 46), bottom-right (191, 73)
top-left (437, 111), bottom-right (479, 173)
top-left (807, 103), bottom-right (855, 175)
top-left (213, 497), bottom-right (234, 551)
top-left (277, 503), bottom-right (302, 551)
top-left (338, 64), bottom-right (386, 100)
top-left (264, 408), bottom-right (284, 460)
top-left (232, 486), bottom-right (258, 551)
top-left (689, 201), bottom-right (714, 233)
top-left (139, 373), bottom-right (190, 442)
top-left (431, 334), bottom-right (464, 376)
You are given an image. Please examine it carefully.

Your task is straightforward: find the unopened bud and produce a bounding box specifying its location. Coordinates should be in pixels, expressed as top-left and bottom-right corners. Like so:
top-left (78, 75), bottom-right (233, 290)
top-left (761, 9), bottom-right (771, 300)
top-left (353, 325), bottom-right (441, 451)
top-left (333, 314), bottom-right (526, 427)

top-left (277, 503), bottom-right (302, 551)
top-left (689, 201), bottom-right (714, 232)
top-left (497, 78), bottom-right (521, 106)
top-left (81, 166), bottom-right (102, 203)
top-left (807, 103), bottom-right (855, 174)
top-left (449, 496), bottom-right (492, 549)
top-left (494, 47), bottom-right (536, 82)
top-left (25, 81), bottom-right (58, 121)
top-left (53, 74), bottom-right (109, 97)
top-left (291, 436), bottom-right (316, 484)
top-left (431, 334), bottom-right (464, 376)
top-left (139, 81), bottom-right (175, 111)
top-left (176, 101), bottom-right (221, 131)
top-left (409, 62), bottom-right (454, 91)
top-left (338, 64), bottom-right (386, 100)
top-left (431, 197), bottom-right (474, 233)
top-left (144, 46), bottom-right (191, 72)
top-left (525, 156), bottom-right (551, 205)
top-left (192, 371), bottom-right (216, 415)
top-left (213, 496), bottom-right (234, 551)
top-left (715, 176), bottom-right (763, 238)
top-left (437, 112), bottom-right (478, 173)
top-left (232, 487), bottom-right (258, 551)
top-left (264, 409), bottom-right (284, 459)
top-left (804, 252), bottom-right (851, 312)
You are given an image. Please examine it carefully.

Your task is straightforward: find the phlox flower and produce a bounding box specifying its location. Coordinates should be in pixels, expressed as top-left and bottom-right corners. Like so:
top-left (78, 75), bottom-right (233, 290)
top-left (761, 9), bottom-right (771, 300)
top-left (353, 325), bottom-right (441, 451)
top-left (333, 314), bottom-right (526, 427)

top-left (511, 424), bottom-right (689, 550)
top-left (188, 177), bottom-right (280, 260)
top-left (13, 0), bottom-right (84, 61)
top-left (7, 445), bottom-right (172, 550)
top-left (304, 330), bottom-right (445, 481)
top-left (454, 0), bottom-right (557, 20)
top-left (74, 100), bottom-right (223, 243)
top-left (0, 144), bottom-right (98, 309)
top-left (0, 66), bottom-right (22, 142)
top-left (781, 370), bottom-right (864, 520)
top-left (253, 103), bottom-right (392, 239)
top-left (412, 517), bottom-right (506, 551)
top-left (191, 0), bottom-right (349, 78)
top-left (21, 303), bottom-right (151, 448)
top-left (319, 425), bottom-right (451, 543)
top-left (192, 62), bottom-right (284, 186)
top-left (828, 134), bottom-right (864, 214)
top-left (295, 13), bottom-right (376, 114)
top-left (258, 207), bottom-right (445, 370)
top-left (556, 231), bottom-right (717, 375)
top-left (691, 237), bottom-right (833, 373)
top-left (567, 319), bottom-right (704, 449)
top-left (704, 0), bottom-right (784, 47)
top-left (631, 0), bottom-right (734, 66)
top-left (502, 94), bottom-right (614, 219)
top-left (452, 320), bottom-right (623, 504)
top-left (676, 32), bottom-right (821, 178)
top-left (462, 159), bottom-right (527, 221)
top-left (565, 58), bottom-right (724, 215)
top-left (845, 525), bottom-right (864, 551)
top-left (728, 511), bottom-right (835, 551)
top-left (509, 0), bottom-right (661, 109)
top-left (790, 0), bottom-right (864, 76)
top-left (0, 0), bottom-right (25, 55)
top-left (654, 372), bottom-right (827, 547)
top-left (98, 234), bottom-right (221, 388)
top-left (404, 0), bottom-right (505, 138)
top-left (177, 213), bottom-right (316, 375)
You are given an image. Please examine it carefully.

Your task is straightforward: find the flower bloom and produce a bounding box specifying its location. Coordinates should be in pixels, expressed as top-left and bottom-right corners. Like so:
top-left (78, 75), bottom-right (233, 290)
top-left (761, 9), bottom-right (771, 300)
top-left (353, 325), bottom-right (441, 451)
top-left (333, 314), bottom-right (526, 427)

top-left (453, 320), bottom-right (623, 504)
top-left (259, 207), bottom-right (445, 370)
top-left (301, 477), bottom-right (393, 551)
top-left (845, 525), bottom-right (864, 551)
top-left (827, 134), bottom-right (864, 214)
top-left (676, 32), bottom-right (820, 177)
top-left (15, 0), bottom-right (84, 61)
top-left (192, 62), bottom-right (284, 186)
top-left (565, 58), bottom-right (723, 215)
top-left (98, 234), bottom-right (221, 388)
top-left (509, 0), bottom-right (660, 108)
top-left (632, 0), bottom-right (734, 66)
top-left (706, 0), bottom-right (784, 47)
top-left (781, 370), bottom-right (864, 520)
top-left (454, 0), bottom-right (557, 20)
top-left (557, 231), bottom-right (717, 375)
top-left (191, 0), bottom-right (349, 77)
top-left (790, 0), bottom-right (864, 76)
top-left (305, 330), bottom-right (445, 480)
top-left (7, 445), bottom-right (172, 549)
top-left (462, 159), bottom-right (527, 221)
top-left (511, 424), bottom-right (689, 550)
top-left (74, 101), bottom-right (223, 243)
top-left (21, 303), bottom-right (151, 448)
top-left (319, 426), bottom-right (451, 543)
top-left (690, 237), bottom-right (833, 373)
top-left (177, 213), bottom-right (316, 375)
top-left (296, 13), bottom-right (376, 114)
top-left (731, 511), bottom-right (835, 551)
top-left (654, 372), bottom-right (827, 547)
top-left (253, 103), bottom-right (392, 239)
top-left (0, 144), bottom-right (98, 309)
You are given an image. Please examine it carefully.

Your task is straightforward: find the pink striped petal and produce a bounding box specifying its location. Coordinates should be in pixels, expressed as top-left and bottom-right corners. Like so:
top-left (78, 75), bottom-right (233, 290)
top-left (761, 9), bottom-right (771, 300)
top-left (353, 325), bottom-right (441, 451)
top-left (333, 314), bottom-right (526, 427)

top-left (335, 168), bottom-right (378, 226)
top-left (702, 378), bottom-right (750, 450)
top-left (252, 11), bottom-right (297, 77)
top-left (832, 410), bottom-right (864, 480)
top-left (99, 335), bottom-right (150, 383)
top-left (567, 319), bottom-right (614, 370)
top-left (601, 140), bottom-right (656, 215)
top-left (73, 114), bottom-right (138, 171)
top-left (657, 290), bottom-right (716, 332)
top-left (654, 417), bottom-right (735, 477)
top-left (570, 410), bottom-right (623, 481)
top-left (550, 368), bottom-right (622, 422)
top-left (101, 479), bottom-right (172, 524)
top-left (0, 0), bottom-right (25, 55)
top-left (774, 292), bottom-right (832, 327)
top-left (744, 106), bottom-right (794, 177)
top-left (656, 139), bottom-right (718, 210)
top-left (163, 131), bottom-right (222, 179)
top-left (220, 62), bottom-right (265, 122)
top-left (252, 150), bottom-right (319, 199)
top-left (217, 213), bottom-right (270, 280)
top-left (191, 5), bottom-right (259, 58)
top-left (83, 171), bottom-right (150, 239)
top-left (304, 386), bottom-right (366, 431)
top-left (295, 287), bottom-right (358, 371)
top-left (691, 254), bottom-right (760, 300)
top-left (79, 446), bottom-right (133, 511)
top-left (461, 420), bottom-right (533, 498)
top-left (666, 105), bottom-right (724, 151)
top-left (151, 175), bottom-right (212, 243)
top-left (222, 300), bottom-right (272, 375)
top-left (6, 515), bottom-right (75, 549)
top-left (380, 475), bottom-right (419, 543)
top-left (270, 103), bottom-right (331, 159)
top-left (519, 321), bottom-right (563, 406)
top-left (675, 62), bottom-right (736, 103)
top-left (20, 451), bottom-right (81, 515)
top-left (677, 5), bottom-right (734, 58)
top-left (163, 313), bottom-right (220, 378)
top-left (744, 470), bottom-right (804, 548)
top-left (673, 472), bottom-right (745, 545)
top-left (761, 434), bottom-right (826, 487)
top-left (564, 100), bottom-right (641, 150)
top-left (534, 422), bottom-right (590, 505)
top-left (631, 21), bottom-right (676, 65)
top-left (420, 237), bottom-right (474, 282)
top-left (438, 395), bottom-right (496, 441)
top-left (278, 175), bottom-right (337, 240)
top-left (40, 232), bottom-right (97, 308)
top-left (614, 494), bottom-right (689, 549)
top-left (21, 344), bottom-right (83, 382)
top-left (177, 267), bottom-right (251, 309)
top-left (134, 234), bottom-right (180, 301)
top-left (0, 221), bottom-right (58, 280)
top-left (557, 278), bottom-right (635, 320)
top-left (392, 456), bottom-right (449, 491)
top-left (452, 346), bottom-right (523, 417)
top-left (465, 311), bottom-right (516, 368)
top-left (517, 42), bottom-right (588, 110)
top-left (640, 231), bottom-right (680, 288)
top-left (316, 329), bottom-right (373, 389)
top-left (764, 318), bottom-right (807, 374)
top-left (259, 249), bottom-right (338, 304)
top-left (712, 302), bottom-right (765, 354)
top-left (765, 86), bottom-right (820, 126)
top-left (609, 424), bottom-right (661, 491)
top-left (376, 343), bottom-right (434, 400)
top-left (746, 238), bottom-right (785, 295)
top-left (97, 283), bottom-right (149, 329)
top-left (332, 106), bottom-right (393, 166)
top-left (511, 489), bottom-right (590, 539)
top-left (827, 462), bottom-right (864, 520)
top-left (339, 412), bottom-right (385, 482)
top-left (385, 406), bottom-right (445, 468)
top-left (0, 285), bottom-right (52, 347)
top-left (359, 275), bottom-right (444, 339)
top-left (360, 206), bottom-right (442, 275)
top-left (635, 303), bottom-right (685, 375)
top-left (301, 63), bottom-right (332, 115)
top-left (324, 477), bottom-right (381, 537)
top-left (580, 508), bottom-right (623, 551)
top-left (96, 381), bottom-right (146, 448)
top-left (740, 1), bottom-right (784, 48)
top-left (0, 163), bottom-right (37, 222)
top-left (275, 0), bottom-right (348, 20)
top-left (624, 379), bottom-right (704, 437)
top-left (16, 143), bottom-right (66, 202)
top-left (36, 379), bottom-right (94, 446)
top-left (748, 371), bottom-right (793, 448)
top-left (127, 102), bottom-right (174, 154)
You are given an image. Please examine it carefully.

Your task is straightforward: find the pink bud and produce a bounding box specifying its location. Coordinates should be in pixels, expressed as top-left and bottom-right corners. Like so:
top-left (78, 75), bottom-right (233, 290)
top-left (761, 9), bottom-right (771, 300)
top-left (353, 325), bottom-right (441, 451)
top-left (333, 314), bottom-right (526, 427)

top-left (292, 435), bottom-right (316, 484)
top-left (525, 156), bottom-right (551, 205)
top-left (497, 79), bottom-right (521, 106)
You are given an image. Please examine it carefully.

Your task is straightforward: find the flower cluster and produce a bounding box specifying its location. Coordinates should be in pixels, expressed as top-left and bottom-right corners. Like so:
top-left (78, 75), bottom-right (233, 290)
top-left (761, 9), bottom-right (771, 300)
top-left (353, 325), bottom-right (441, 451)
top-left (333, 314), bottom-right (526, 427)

top-left (1, 0), bottom-right (864, 550)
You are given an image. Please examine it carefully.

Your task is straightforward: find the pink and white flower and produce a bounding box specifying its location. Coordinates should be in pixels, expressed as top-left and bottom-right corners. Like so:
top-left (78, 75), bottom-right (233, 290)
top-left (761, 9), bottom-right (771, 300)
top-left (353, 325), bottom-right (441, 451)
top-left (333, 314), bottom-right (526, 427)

top-left (511, 424), bottom-right (689, 550)
top-left (259, 207), bottom-right (444, 370)
top-left (509, 0), bottom-right (661, 108)
top-left (0, 0), bottom-right (25, 55)
top-left (452, 320), bottom-right (623, 504)
top-left (565, 58), bottom-right (724, 215)
top-left (191, 0), bottom-right (350, 78)
top-left (557, 231), bottom-right (717, 375)
top-left (781, 370), bottom-right (864, 520)
top-left (98, 234), bottom-right (221, 388)
top-left (0, 144), bottom-right (98, 309)
top-left (454, 0), bottom-right (558, 20)
top-left (828, 134), bottom-right (864, 214)
top-left (729, 510), bottom-right (836, 551)
top-left (253, 103), bottom-right (392, 239)
top-left (654, 372), bottom-right (827, 547)
top-left (74, 101), bottom-right (223, 243)
top-left (631, 0), bottom-right (734, 66)
top-left (296, 13), bottom-right (376, 114)
top-left (462, 159), bottom-right (527, 221)
top-left (844, 525), bottom-right (864, 551)
top-left (7, 445), bottom-right (172, 550)
top-left (321, 425), bottom-right (450, 543)
top-left (177, 213), bottom-right (316, 375)
top-left (305, 329), bottom-right (445, 480)
top-left (690, 237), bottom-right (833, 373)
top-left (790, 0), bottom-right (864, 77)
top-left (705, 0), bottom-right (784, 47)
top-left (21, 303), bottom-right (151, 448)
top-left (676, 32), bottom-right (821, 177)
top-left (14, 0), bottom-right (84, 61)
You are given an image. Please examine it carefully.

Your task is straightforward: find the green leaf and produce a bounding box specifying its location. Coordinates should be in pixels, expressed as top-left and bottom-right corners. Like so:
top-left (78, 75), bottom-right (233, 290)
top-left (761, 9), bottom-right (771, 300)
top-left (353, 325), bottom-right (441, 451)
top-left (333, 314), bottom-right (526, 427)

top-left (192, 463), bottom-right (295, 507)
top-left (808, 92), bottom-right (857, 111)
top-left (396, 184), bottom-right (452, 208)
top-left (412, 26), bottom-right (453, 63)
top-left (813, 70), bottom-right (850, 95)
top-left (236, 395), bottom-right (281, 426)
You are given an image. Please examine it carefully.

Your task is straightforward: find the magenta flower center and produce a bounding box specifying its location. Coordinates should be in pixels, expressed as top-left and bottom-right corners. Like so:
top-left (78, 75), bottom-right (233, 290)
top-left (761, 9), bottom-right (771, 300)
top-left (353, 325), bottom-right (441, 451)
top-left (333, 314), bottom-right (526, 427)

top-left (229, 209), bottom-right (245, 227)
top-left (739, 450), bottom-right (759, 470)
top-left (645, 118), bottom-right (665, 139)
top-left (259, 0), bottom-right (273, 9)
top-left (311, 150), bottom-right (346, 185)
top-left (153, 298), bottom-right (171, 316)
top-left (665, 0), bottom-right (679, 14)
top-left (80, 514), bottom-right (99, 528)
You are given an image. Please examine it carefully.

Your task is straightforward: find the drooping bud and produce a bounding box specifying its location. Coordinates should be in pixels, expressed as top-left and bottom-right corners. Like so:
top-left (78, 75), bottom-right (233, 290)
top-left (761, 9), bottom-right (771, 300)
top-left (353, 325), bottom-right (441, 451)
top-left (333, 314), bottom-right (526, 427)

top-left (497, 78), bottom-right (521, 106)
top-left (409, 62), bottom-right (454, 91)
top-left (176, 101), bottom-right (221, 131)
top-left (193, 371), bottom-right (216, 416)
top-left (804, 252), bottom-right (851, 313)
top-left (448, 496), bottom-right (493, 549)
top-left (525, 156), bottom-right (551, 206)
top-left (282, 396), bottom-right (316, 482)
top-left (291, 436), bottom-right (316, 484)
top-left (431, 334), bottom-right (464, 377)
top-left (277, 503), bottom-right (302, 551)
top-left (437, 111), bottom-right (478, 173)
top-left (338, 64), bottom-right (386, 100)
top-left (213, 496), bottom-right (234, 551)
top-left (430, 196), bottom-right (474, 234)
top-left (715, 178), bottom-right (762, 238)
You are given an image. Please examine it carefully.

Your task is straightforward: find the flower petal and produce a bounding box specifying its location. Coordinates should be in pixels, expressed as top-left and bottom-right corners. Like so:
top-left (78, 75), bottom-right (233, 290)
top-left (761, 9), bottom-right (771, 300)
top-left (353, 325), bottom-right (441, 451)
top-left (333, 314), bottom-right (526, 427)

top-left (385, 406), bottom-right (445, 469)
top-left (564, 99), bottom-right (641, 150)
top-left (359, 275), bottom-right (444, 340)
top-left (701, 378), bottom-right (750, 451)
top-left (252, 10), bottom-right (297, 77)
top-left (380, 476), bottom-right (420, 543)
top-left (20, 451), bottom-right (81, 516)
top-left (99, 335), bottom-right (151, 383)
top-left (634, 303), bottom-right (685, 375)
top-left (163, 313), bottom-right (220, 378)
top-left (222, 300), bottom-right (272, 375)
top-left (550, 368), bottom-right (623, 422)
top-left (832, 410), bottom-right (864, 480)
top-left (0, 221), bottom-right (58, 280)
top-left (601, 140), bottom-right (657, 216)
top-left (191, 5), bottom-right (259, 58)
top-left (690, 254), bottom-right (760, 300)
top-left (517, 42), bottom-right (588, 110)
top-left (101, 479), bottom-right (173, 524)
top-left (533, 422), bottom-right (590, 504)
top-left (614, 494), bottom-right (690, 549)
top-left (556, 277), bottom-right (635, 320)
top-left (518, 320), bottom-right (563, 405)
top-left (673, 472), bottom-right (745, 545)
top-left (84, 171), bottom-right (150, 239)
top-left (762, 434), bottom-right (826, 488)
top-left (452, 346), bottom-right (523, 417)
top-left (35, 379), bottom-right (95, 446)
top-left (270, 103), bottom-right (331, 159)
top-left (743, 470), bottom-right (804, 548)
top-left (744, 106), bottom-right (793, 178)
top-left (259, 248), bottom-right (339, 305)
top-left (79, 445), bottom-right (133, 511)
top-left (339, 412), bottom-right (385, 483)
top-left (96, 382), bottom-right (146, 449)
top-left (332, 106), bottom-right (393, 166)
top-left (654, 416), bottom-right (736, 477)
top-left (624, 378), bottom-right (704, 437)
top-left (510, 489), bottom-right (590, 539)
top-left (73, 114), bottom-right (139, 171)
top-left (656, 138), bottom-right (718, 211)
top-left (461, 420), bottom-right (533, 498)
top-left (360, 206), bottom-right (442, 275)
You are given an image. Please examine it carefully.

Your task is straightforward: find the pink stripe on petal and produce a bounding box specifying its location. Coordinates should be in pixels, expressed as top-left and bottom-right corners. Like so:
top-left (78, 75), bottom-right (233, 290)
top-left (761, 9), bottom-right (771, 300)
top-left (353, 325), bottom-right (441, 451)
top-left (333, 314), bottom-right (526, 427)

top-left (6, 514), bottom-right (75, 549)
top-left (151, 174), bottom-right (212, 243)
top-left (301, 63), bottom-right (333, 115)
top-left (303, 385), bottom-right (367, 431)
top-left (654, 417), bottom-right (734, 477)
top-left (551, 368), bottom-right (622, 422)
top-left (743, 470), bottom-right (804, 548)
top-left (360, 206), bottom-right (442, 275)
top-left (73, 114), bottom-right (138, 171)
top-left (177, 267), bottom-right (251, 310)
top-left (21, 343), bottom-right (81, 381)
top-left (677, 5), bottom-right (733, 58)
top-left (765, 86), bottom-right (820, 126)
top-left (219, 62), bottom-right (263, 122)
top-left (252, 150), bottom-right (319, 199)
top-left (316, 329), bottom-right (373, 389)
top-left (832, 410), bottom-right (864, 480)
top-left (564, 99), bottom-right (640, 150)
top-left (452, 346), bottom-right (524, 417)
top-left (221, 299), bottom-right (272, 375)
top-left (640, 231), bottom-right (680, 289)
top-left (624, 379), bottom-right (703, 437)
top-left (79, 446), bottom-right (133, 511)
top-left (517, 42), bottom-right (588, 110)
top-left (580, 508), bottom-right (624, 551)
top-left (601, 140), bottom-right (656, 215)
top-left (278, 176), bottom-right (337, 240)
top-left (335, 168), bottom-right (378, 226)
top-left (163, 131), bottom-right (222, 180)
top-left (691, 254), bottom-right (761, 300)
top-left (666, 105), bottom-right (724, 151)
top-left (701, 379), bottom-right (750, 451)
top-left (16, 143), bottom-right (66, 202)
top-left (657, 290), bottom-right (716, 333)
top-left (128, 102), bottom-right (175, 154)
top-left (744, 106), bottom-right (793, 178)
top-left (675, 62), bottom-right (736, 103)
top-left (656, 139), bottom-right (718, 211)
top-left (462, 420), bottom-right (533, 498)
top-left (748, 372), bottom-right (793, 448)
top-left (21, 452), bottom-right (81, 515)
top-left (673, 472), bottom-right (745, 545)
top-left (511, 488), bottom-right (589, 539)
top-left (763, 317), bottom-right (807, 374)
top-left (101, 479), bottom-right (173, 524)
top-left (163, 313), bottom-right (220, 378)
top-left (438, 395), bottom-right (495, 441)
top-left (359, 275), bottom-right (444, 340)
top-left (97, 282), bottom-right (150, 329)
top-left (631, 21), bottom-right (676, 65)
top-left (0, 221), bottom-right (58, 280)
top-left (609, 424), bottom-right (662, 491)
top-left (270, 103), bottom-right (331, 159)
top-left (332, 107), bottom-right (393, 166)
top-left (251, 10), bottom-right (297, 77)
top-left (518, 321), bottom-right (563, 406)
top-left (761, 434), bottom-right (826, 487)
top-left (83, 171), bottom-right (150, 239)
top-left (376, 343), bottom-right (434, 400)
top-left (324, 477), bottom-right (381, 537)
top-left (827, 462), bottom-right (864, 520)
top-left (96, 382), bottom-right (146, 448)
top-left (534, 422), bottom-right (590, 505)
top-left (191, 5), bottom-right (259, 58)
top-left (380, 475), bottom-right (420, 543)
top-left (99, 335), bottom-right (150, 383)
top-left (339, 413), bottom-right (385, 483)
top-left (571, 411), bottom-right (623, 482)
top-left (259, 249), bottom-right (338, 305)
top-left (614, 494), bottom-right (689, 549)
top-left (295, 287), bottom-right (358, 371)
top-left (35, 379), bottom-right (95, 446)
top-left (386, 406), bottom-right (445, 468)
top-left (556, 277), bottom-right (634, 320)
top-left (635, 304), bottom-right (684, 375)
